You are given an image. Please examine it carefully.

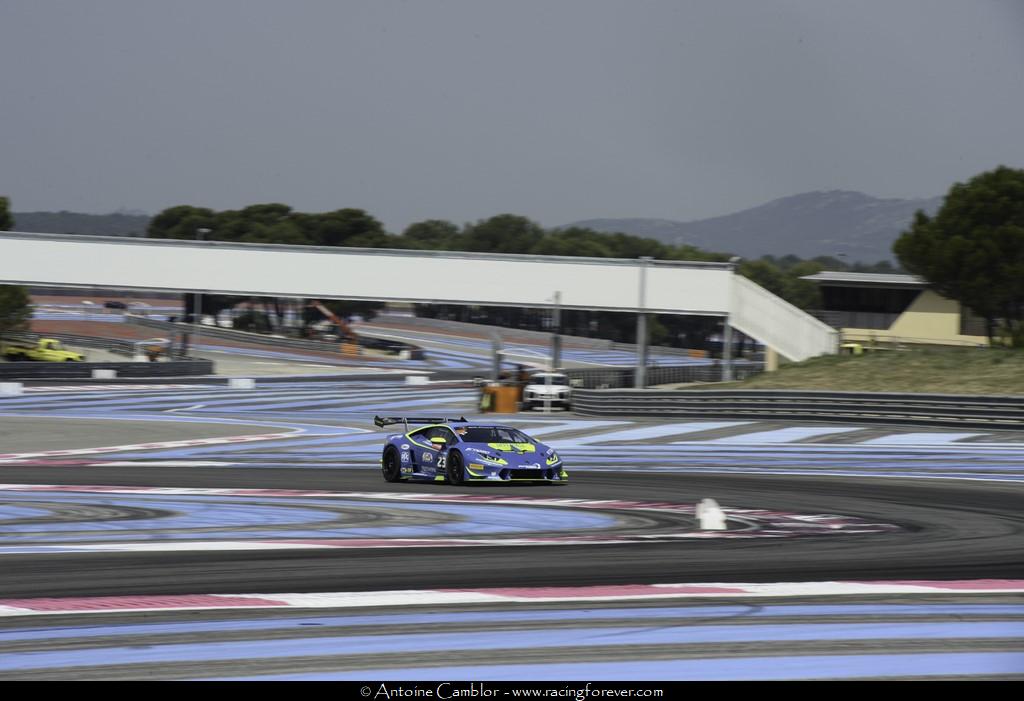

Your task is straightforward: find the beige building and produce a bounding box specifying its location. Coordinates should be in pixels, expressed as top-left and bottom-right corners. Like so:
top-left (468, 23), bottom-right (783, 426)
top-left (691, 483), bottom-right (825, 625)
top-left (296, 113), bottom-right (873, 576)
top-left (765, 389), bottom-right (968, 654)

top-left (802, 272), bottom-right (988, 348)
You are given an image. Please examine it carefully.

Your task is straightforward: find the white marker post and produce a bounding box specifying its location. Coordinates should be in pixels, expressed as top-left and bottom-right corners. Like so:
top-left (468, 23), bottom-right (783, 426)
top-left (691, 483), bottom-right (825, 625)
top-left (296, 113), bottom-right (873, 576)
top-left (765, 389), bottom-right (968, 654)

top-left (0, 383), bottom-right (23, 396)
top-left (696, 498), bottom-right (727, 531)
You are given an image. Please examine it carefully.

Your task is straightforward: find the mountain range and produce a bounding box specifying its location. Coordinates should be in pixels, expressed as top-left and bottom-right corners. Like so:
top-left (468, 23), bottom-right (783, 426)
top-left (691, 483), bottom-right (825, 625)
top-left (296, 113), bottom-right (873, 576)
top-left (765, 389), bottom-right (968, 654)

top-left (567, 190), bottom-right (943, 263)
top-left (11, 190), bottom-right (943, 262)
top-left (11, 211), bottom-right (149, 237)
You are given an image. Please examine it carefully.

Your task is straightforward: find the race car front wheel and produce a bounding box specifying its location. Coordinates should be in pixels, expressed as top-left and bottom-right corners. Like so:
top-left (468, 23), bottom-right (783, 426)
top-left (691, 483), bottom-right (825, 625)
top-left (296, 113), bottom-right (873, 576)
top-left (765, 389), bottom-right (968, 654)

top-left (381, 447), bottom-right (403, 483)
top-left (445, 451), bottom-right (464, 486)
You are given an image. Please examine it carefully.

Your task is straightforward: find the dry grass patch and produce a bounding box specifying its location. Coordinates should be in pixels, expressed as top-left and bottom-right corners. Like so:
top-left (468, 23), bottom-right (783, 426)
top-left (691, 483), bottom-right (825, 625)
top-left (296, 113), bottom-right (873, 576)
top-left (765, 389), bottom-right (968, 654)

top-left (693, 347), bottom-right (1024, 395)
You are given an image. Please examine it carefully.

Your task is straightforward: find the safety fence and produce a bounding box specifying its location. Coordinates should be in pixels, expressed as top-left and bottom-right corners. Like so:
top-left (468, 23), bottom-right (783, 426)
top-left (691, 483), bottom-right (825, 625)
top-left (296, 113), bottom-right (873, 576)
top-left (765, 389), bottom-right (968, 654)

top-left (126, 316), bottom-right (426, 359)
top-left (4, 331), bottom-right (136, 357)
top-left (0, 359), bottom-right (213, 379)
top-left (562, 363), bottom-right (763, 389)
top-left (570, 388), bottom-right (1024, 429)
top-left (371, 314), bottom-right (704, 358)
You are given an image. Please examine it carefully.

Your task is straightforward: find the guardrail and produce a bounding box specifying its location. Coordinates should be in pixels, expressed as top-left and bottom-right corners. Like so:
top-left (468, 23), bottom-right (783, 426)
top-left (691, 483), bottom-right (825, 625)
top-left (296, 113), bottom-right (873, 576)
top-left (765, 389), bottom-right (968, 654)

top-left (837, 332), bottom-right (988, 348)
top-left (126, 316), bottom-right (426, 359)
top-left (563, 363), bottom-right (762, 389)
top-left (7, 331), bottom-right (136, 356)
top-left (570, 388), bottom-right (1024, 430)
top-left (6, 330), bottom-right (207, 362)
top-left (374, 314), bottom-right (704, 357)
top-left (606, 341), bottom-right (704, 358)
top-left (377, 314), bottom-right (605, 347)
top-left (0, 359), bottom-right (213, 379)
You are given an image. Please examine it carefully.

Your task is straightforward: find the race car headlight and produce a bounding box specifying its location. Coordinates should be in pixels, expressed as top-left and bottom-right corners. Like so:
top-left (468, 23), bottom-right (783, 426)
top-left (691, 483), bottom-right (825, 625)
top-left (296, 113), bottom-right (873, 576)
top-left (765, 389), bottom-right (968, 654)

top-left (476, 453), bottom-right (508, 465)
top-left (546, 452), bottom-right (561, 465)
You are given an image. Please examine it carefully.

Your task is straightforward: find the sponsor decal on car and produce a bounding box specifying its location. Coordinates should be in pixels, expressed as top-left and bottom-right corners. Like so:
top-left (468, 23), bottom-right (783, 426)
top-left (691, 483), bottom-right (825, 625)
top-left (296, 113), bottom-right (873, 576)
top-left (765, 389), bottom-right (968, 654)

top-left (400, 451), bottom-right (410, 463)
top-left (423, 453), bottom-right (433, 463)
top-left (401, 444), bottom-right (410, 450)
top-left (487, 442), bottom-right (536, 453)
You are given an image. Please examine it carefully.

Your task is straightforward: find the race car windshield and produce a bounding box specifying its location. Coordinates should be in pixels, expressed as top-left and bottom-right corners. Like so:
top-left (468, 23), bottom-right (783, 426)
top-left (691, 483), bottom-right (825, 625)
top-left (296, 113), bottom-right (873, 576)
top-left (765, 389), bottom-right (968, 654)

top-left (461, 427), bottom-right (533, 444)
top-left (532, 375), bottom-right (569, 386)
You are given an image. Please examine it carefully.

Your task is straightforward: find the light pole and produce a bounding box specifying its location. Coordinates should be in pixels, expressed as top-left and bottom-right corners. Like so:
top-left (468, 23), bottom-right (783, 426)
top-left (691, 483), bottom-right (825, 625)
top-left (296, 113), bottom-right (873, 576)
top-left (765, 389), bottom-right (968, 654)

top-left (193, 228), bottom-right (211, 357)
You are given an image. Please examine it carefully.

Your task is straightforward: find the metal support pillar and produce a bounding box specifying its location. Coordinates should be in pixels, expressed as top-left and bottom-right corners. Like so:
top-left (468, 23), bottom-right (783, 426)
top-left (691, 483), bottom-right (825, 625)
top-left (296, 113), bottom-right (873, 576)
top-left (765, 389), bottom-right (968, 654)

top-left (635, 257), bottom-right (652, 388)
top-left (193, 228), bottom-right (211, 358)
top-left (551, 291), bottom-right (562, 371)
top-left (722, 318), bottom-right (734, 382)
top-left (636, 313), bottom-right (648, 388)
top-left (491, 333), bottom-right (502, 382)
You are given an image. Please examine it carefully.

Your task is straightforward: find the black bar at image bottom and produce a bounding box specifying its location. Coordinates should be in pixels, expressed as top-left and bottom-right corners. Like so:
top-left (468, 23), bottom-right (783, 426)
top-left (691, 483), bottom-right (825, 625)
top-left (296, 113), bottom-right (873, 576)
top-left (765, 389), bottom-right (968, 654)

top-left (296, 682), bottom-right (723, 696)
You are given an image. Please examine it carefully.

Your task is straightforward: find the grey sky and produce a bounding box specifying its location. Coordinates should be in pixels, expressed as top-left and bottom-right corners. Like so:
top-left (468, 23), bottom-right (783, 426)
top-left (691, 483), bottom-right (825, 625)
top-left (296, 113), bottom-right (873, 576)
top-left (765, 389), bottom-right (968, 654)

top-left (2, 1), bottom-right (1022, 232)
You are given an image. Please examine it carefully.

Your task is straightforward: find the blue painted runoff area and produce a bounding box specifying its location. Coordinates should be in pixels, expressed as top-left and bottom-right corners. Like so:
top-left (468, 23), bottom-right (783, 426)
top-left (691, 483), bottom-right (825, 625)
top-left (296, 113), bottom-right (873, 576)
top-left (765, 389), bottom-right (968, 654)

top-left (1, 622), bottom-right (1021, 672)
top-left (2, 603), bottom-right (1022, 644)
top-left (0, 492), bottom-right (616, 541)
top-left (220, 652), bottom-right (1024, 681)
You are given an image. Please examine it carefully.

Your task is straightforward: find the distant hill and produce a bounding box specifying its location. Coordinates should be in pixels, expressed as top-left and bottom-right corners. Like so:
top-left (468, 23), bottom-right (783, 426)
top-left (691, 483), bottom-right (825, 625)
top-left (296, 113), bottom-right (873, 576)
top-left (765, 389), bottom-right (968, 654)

top-left (12, 191), bottom-right (944, 261)
top-left (12, 211), bottom-right (150, 237)
top-left (568, 191), bottom-right (944, 262)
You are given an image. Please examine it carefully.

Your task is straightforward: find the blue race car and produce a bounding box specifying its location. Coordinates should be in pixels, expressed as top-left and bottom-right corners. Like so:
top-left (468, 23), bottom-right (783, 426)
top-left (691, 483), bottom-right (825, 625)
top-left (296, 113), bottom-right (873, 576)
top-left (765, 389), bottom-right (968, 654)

top-left (374, 415), bottom-right (568, 485)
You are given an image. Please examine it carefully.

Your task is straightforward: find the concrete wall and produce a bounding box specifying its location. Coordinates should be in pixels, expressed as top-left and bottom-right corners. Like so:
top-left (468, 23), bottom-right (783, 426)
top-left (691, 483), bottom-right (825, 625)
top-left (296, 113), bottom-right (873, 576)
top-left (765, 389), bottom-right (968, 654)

top-left (730, 274), bottom-right (839, 361)
top-left (0, 233), bottom-right (731, 315)
top-left (1, 232), bottom-right (838, 362)
top-left (842, 290), bottom-right (988, 347)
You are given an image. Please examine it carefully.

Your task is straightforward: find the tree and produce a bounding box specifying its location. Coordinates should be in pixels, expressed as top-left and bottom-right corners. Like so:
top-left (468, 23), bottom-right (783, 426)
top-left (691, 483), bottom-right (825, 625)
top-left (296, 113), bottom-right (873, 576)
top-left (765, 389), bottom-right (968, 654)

top-left (149, 203), bottom-right (396, 328)
top-left (738, 259), bottom-right (790, 300)
top-left (0, 285), bottom-right (31, 344)
top-left (602, 232), bottom-right (667, 259)
top-left (462, 214), bottom-right (545, 254)
top-left (147, 205), bottom-right (216, 240)
top-left (530, 227), bottom-right (616, 258)
top-left (295, 208), bottom-right (386, 247)
top-left (894, 166), bottom-right (1024, 345)
top-left (0, 196), bottom-right (12, 231)
top-left (402, 219), bottom-right (460, 249)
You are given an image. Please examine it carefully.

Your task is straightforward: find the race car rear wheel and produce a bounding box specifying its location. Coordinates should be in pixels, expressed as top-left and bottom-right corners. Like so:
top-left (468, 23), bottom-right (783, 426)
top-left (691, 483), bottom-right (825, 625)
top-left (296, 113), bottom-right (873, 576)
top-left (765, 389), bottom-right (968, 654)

top-left (381, 447), bottom-right (403, 483)
top-left (445, 451), bottom-right (464, 486)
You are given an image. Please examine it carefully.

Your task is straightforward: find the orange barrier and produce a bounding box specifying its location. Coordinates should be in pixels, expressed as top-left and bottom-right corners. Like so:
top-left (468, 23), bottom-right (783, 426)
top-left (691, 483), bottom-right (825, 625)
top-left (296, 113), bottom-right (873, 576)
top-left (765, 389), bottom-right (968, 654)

top-left (480, 385), bottom-right (521, 413)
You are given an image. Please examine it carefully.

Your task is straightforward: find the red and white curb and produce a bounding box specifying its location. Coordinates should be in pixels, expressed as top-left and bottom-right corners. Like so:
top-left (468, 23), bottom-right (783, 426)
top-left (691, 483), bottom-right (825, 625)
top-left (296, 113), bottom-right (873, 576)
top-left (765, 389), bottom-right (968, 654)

top-left (0, 432), bottom-right (300, 462)
top-left (0, 460), bottom-right (235, 468)
top-left (0, 484), bottom-right (900, 553)
top-left (0, 580), bottom-right (1022, 617)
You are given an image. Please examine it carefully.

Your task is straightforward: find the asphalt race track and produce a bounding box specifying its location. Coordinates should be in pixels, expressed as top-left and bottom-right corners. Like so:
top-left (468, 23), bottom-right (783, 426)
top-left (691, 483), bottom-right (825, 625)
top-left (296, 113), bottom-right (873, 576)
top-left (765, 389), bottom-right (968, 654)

top-left (0, 468), bottom-right (1021, 596)
top-left (0, 379), bottom-right (1022, 679)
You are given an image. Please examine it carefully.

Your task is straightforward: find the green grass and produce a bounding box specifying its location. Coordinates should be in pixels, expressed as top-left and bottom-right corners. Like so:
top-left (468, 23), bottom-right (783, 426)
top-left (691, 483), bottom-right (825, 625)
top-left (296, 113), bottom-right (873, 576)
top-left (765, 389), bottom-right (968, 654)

top-left (695, 347), bottom-right (1024, 395)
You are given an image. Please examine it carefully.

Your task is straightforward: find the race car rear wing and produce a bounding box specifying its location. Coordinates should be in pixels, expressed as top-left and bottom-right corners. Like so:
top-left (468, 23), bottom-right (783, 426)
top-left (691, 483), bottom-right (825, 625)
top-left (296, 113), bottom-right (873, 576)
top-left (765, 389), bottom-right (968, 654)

top-left (374, 415), bottom-right (468, 431)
